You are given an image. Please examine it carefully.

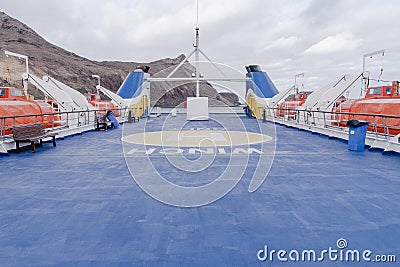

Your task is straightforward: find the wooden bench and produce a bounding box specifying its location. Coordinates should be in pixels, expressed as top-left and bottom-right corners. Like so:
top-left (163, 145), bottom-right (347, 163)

top-left (12, 122), bottom-right (57, 153)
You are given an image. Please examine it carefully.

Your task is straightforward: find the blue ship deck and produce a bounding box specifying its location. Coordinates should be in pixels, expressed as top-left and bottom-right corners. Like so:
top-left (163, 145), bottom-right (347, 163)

top-left (0, 113), bottom-right (399, 266)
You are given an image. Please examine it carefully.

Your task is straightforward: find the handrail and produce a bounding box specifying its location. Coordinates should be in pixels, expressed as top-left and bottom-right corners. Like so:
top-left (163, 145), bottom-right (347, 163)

top-left (0, 107), bottom-right (124, 120)
top-left (0, 107), bottom-right (127, 140)
top-left (269, 107), bottom-right (400, 119)
top-left (263, 106), bottom-right (400, 138)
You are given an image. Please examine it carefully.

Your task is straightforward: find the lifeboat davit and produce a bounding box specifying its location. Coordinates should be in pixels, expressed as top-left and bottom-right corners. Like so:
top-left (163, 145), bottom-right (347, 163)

top-left (87, 94), bottom-right (119, 117)
top-left (0, 87), bottom-right (59, 135)
top-left (333, 81), bottom-right (400, 135)
top-left (277, 91), bottom-right (311, 119)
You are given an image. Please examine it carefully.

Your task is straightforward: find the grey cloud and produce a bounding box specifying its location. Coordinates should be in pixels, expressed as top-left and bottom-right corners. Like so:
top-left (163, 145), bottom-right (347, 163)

top-left (1, 0), bottom-right (399, 91)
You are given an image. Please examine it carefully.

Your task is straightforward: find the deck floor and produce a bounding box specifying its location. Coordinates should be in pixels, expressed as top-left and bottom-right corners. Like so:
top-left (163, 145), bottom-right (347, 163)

top-left (0, 114), bottom-right (399, 266)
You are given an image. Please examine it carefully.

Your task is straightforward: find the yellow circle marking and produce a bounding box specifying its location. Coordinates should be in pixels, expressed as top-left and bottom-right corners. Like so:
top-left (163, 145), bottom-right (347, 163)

top-left (123, 130), bottom-right (272, 147)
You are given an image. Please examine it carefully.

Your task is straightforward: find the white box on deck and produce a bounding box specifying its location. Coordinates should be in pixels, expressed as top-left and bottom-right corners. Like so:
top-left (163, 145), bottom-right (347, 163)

top-left (186, 97), bottom-right (209, 120)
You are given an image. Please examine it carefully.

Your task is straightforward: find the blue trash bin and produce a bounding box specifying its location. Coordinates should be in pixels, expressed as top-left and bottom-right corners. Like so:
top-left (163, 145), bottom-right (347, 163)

top-left (346, 120), bottom-right (370, 151)
top-left (106, 110), bottom-right (119, 128)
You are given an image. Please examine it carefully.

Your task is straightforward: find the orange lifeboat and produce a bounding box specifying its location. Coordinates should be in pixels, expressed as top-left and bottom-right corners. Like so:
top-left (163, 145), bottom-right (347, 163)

top-left (34, 100), bottom-right (61, 128)
top-left (277, 92), bottom-right (310, 119)
top-left (0, 87), bottom-right (59, 135)
top-left (332, 81), bottom-right (400, 135)
top-left (87, 94), bottom-right (119, 117)
top-left (349, 81), bottom-right (400, 135)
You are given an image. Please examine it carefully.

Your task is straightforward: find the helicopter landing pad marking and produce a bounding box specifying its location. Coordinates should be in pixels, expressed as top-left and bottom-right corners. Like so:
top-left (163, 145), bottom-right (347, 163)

top-left (122, 130), bottom-right (272, 147)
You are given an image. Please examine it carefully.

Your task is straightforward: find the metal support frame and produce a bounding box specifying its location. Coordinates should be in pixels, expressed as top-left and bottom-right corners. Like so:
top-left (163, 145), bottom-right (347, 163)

top-left (165, 27), bottom-right (227, 98)
top-left (362, 49), bottom-right (385, 73)
top-left (5, 50), bottom-right (29, 95)
top-left (294, 72), bottom-right (304, 95)
top-left (362, 49), bottom-right (385, 94)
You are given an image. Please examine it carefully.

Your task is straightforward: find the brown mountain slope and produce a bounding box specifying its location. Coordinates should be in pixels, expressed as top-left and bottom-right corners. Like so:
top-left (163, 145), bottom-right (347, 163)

top-left (0, 11), bottom-right (239, 106)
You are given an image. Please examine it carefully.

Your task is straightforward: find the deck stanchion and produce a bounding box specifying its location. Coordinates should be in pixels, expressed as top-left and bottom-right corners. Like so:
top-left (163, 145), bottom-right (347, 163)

top-left (1, 118), bottom-right (4, 139)
top-left (128, 110), bottom-right (133, 123)
top-left (52, 113), bottom-right (54, 129)
top-left (384, 117), bottom-right (389, 137)
top-left (262, 108), bottom-right (266, 122)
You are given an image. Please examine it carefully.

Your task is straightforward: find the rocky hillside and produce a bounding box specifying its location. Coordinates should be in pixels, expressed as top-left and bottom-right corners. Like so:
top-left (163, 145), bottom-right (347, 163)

top-left (0, 11), bottom-right (239, 106)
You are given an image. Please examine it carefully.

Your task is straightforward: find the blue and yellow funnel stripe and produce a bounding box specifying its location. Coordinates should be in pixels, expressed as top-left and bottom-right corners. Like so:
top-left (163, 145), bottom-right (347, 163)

top-left (117, 67), bottom-right (150, 118)
top-left (245, 65), bottom-right (278, 119)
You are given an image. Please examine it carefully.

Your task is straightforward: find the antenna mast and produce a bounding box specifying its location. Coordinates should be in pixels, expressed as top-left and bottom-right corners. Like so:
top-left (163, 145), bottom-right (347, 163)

top-left (196, 0), bottom-right (199, 27)
top-left (164, 0), bottom-right (229, 95)
top-left (194, 0), bottom-right (200, 97)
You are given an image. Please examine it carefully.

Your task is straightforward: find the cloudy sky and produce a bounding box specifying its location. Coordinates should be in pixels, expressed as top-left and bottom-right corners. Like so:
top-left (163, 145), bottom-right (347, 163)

top-left (2, 0), bottom-right (400, 91)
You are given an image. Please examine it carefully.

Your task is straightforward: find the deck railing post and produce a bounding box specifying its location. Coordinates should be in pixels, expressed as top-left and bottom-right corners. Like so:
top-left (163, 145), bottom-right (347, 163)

top-left (384, 116), bottom-right (389, 137)
top-left (262, 108), bottom-right (266, 122)
top-left (1, 118), bottom-right (4, 139)
top-left (312, 110), bottom-right (316, 125)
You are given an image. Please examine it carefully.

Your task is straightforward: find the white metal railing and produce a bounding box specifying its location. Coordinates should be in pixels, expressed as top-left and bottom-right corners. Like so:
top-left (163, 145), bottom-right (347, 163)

top-left (263, 107), bottom-right (400, 139)
top-left (0, 107), bottom-right (127, 140)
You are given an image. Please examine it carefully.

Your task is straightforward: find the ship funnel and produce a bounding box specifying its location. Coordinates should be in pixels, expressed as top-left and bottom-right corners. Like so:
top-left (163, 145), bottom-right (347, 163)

top-left (245, 65), bottom-right (278, 98)
top-left (117, 70), bottom-right (149, 99)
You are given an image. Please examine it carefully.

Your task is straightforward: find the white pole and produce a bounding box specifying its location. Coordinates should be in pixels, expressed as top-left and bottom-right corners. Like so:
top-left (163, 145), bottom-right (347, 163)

top-left (25, 57), bottom-right (29, 75)
top-left (195, 0), bottom-right (200, 97)
top-left (194, 27), bottom-right (200, 97)
top-left (91, 74), bottom-right (101, 97)
top-left (91, 74), bottom-right (100, 87)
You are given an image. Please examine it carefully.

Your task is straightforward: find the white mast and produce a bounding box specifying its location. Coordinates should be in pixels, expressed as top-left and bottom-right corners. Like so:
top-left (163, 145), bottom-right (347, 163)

top-left (194, 27), bottom-right (200, 97)
top-left (195, 0), bottom-right (200, 97)
top-left (164, 0), bottom-right (227, 97)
